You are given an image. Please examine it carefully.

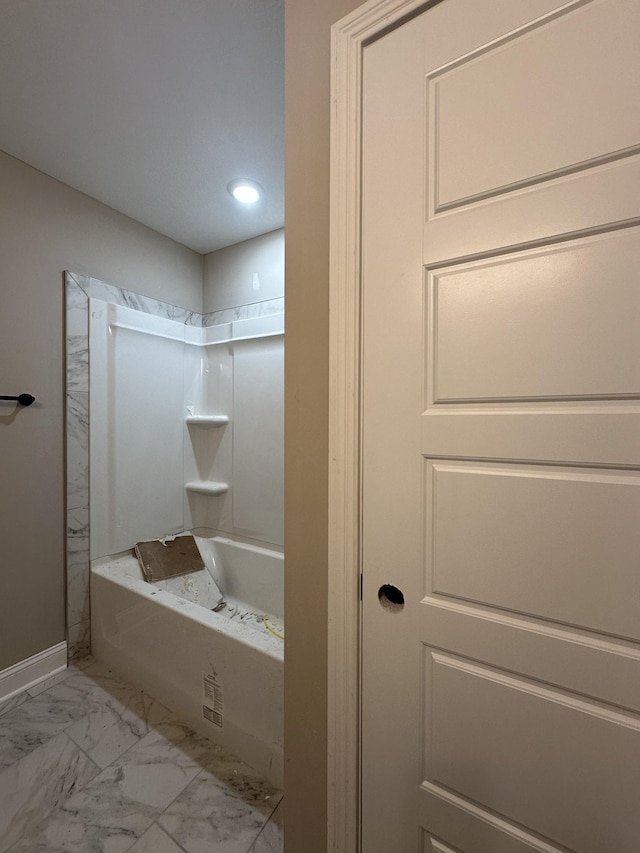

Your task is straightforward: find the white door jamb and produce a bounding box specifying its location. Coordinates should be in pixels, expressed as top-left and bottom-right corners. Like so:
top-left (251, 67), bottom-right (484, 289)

top-left (328, 2), bottom-right (431, 850)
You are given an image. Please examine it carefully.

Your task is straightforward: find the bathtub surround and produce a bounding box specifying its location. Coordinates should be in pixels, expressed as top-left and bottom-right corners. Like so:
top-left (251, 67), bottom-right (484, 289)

top-left (0, 659), bottom-right (283, 853)
top-left (90, 301), bottom-right (284, 559)
top-left (65, 272), bottom-right (284, 660)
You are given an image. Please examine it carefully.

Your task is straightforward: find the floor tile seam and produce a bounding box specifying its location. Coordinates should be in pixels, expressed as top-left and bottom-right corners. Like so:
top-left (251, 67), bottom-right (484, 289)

top-left (0, 667), bottom-right (106, 774)
top-left (10, 755), bottom-right (159, 853)
top-left (71, 677), bottom-right (168, 736)
top-left (22, 783), bottom-right (159, 853)
top-left (1, 704), bottom-right (105, 753)
top-left (25, 663), bottom-right (77, 697)
top-left (261, 794), bottom-right (284, 831)
top-left (142, 820), bottom-right (191, 853)
top-left (0, 665), bottom-right (105, 724)
top-left (183, 767), bottom-right (281, 853)
top-left (2, 659), bottom-right (90, 709)
top-left (0, 731), bottom-right (102, 851)
top-left (131, 686), bottom-right (173, 728)
top-left (63, 714), bottom-right (134, 768)
top-left (91, 718), bottom-right (204, 774)
top-left (67, 718), bottom-right (209, 824)
top-left (154, 754), bottom-right (277, 852)
top-left (243, 826), bottom-right (268, 853)
top-left (141, 693), bottom-right (175, 728)
top-left (0, 675), bottom-right (112, 745)
top-left (72, 723), bottom-right (144, 774)
top-left (65, 691), bottom-right (154, 744)
top-left (56, 676), bottom-right (154, 728)
top-left (153, 762), bottom-right (214, 839)
top-left (0, 690), bottom-right (32, 720)
top-left (77, 667), bottom-right (175, 730)
top-left (63, 686), bottom-right (173, 772)
top-left (90, 702), bottom-right (152, 741)
top-left (157, 808), bottom-right (264, 853)
top-left (0, 725), bottom-right (90, 780)
top-left (244, 795), bottom-right (284, 853)
top-left (62, 726), bottom-right (101, 767)
top-left (0, 692), bottom-right (53, 732)
top-left (2, 664), bottom-right (78, 714)
top-left (0, 709), bottom-right (79, 756)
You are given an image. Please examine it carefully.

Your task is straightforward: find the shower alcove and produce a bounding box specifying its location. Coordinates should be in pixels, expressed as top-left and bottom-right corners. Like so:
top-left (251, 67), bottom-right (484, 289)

top-left (65, 272), bottom-right (284, 785)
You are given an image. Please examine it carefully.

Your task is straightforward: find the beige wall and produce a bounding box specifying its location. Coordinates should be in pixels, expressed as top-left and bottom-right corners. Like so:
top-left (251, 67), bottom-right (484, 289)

top-left (284, 1), bottom-right (363, 850)
top-left (0, 150), bottom-right (203, 671)
top-left (203, 228), bottom-right (284, 313)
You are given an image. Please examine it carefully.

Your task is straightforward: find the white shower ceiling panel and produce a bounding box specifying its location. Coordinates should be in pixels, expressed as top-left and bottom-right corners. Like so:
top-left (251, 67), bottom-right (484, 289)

top-left (0, 0), bottom-right (283, 253)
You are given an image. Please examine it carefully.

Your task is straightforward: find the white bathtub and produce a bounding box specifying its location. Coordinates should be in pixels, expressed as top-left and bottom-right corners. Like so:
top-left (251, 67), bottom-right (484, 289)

top-left (91, 535), bottom-right (284, 787)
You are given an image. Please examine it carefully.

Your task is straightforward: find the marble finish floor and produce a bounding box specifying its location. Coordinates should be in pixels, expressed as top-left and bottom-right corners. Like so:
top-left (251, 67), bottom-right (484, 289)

top-left (0, 659), bottom-right (283, 853)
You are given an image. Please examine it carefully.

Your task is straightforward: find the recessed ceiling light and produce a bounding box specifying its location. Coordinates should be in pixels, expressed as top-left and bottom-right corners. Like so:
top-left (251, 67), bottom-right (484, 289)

top-left (227, 179), bottom-right (262, 204)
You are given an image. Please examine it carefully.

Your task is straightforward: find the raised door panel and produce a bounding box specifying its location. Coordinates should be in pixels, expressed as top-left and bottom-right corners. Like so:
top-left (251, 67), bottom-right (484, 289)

top-left (419, 598), bottom-right (640, 714)
top-left (430, 0), bottom-right (640, 210)
top-left (425, 651), bottom-right (640, 853)
top-left (427, 460), bottom-right (640, 640)
top-left (423, 0), bottom-right (640, 266)
top-left (429, 229), bottom-right (640, 403)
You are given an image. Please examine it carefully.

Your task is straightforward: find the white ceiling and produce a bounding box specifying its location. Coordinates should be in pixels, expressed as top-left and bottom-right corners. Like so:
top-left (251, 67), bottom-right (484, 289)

top-left (0, 0), bottom-right (284, 254)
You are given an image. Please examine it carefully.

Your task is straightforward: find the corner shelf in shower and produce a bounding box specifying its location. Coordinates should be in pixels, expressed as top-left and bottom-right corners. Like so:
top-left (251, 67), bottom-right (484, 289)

top-left (185, 416), bottom-right (230, 428)
top-left (185, 480), bottom-right (229, 496)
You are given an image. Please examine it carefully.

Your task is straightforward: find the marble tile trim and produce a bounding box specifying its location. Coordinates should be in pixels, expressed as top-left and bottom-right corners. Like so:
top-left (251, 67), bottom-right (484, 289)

top-left (64, 272), bottom-right (284, 665)
top-left (67, 507), bottom-right (90, 628)
top-left (87, 277), bottom-right (201, 326)
top-left (67, 272), bottom-right (284, 329)
top-left (67, 620), bottom-right (91, 664)
top-left (66, 392), bottom-right (89, 512)
top-left (202, 297), bottom-right (285, 327)
top-left (65, 275), bottom-right (91, 663)
top-left (67, 272), bottom-right (200, 325)
top-left (66, 278), bottom-right (89, 393)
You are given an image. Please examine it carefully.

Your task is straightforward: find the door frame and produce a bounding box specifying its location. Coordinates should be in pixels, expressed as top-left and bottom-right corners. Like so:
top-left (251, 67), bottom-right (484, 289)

top-left (328, 1), bottom-right (432, 850)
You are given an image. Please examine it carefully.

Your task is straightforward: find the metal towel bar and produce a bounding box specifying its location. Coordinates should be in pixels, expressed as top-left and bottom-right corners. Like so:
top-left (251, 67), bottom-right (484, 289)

top-left (0, 393), bottom-right (35, 406)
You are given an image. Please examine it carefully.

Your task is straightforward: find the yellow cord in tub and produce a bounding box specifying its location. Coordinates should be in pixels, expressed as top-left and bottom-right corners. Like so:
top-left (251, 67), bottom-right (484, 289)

top-left (263, 616), bottom-right (284, 640)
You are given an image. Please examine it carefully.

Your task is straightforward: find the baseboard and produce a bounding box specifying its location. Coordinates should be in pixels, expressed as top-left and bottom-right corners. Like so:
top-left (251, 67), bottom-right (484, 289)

top-left (0, 642), bottom-right (68, 703)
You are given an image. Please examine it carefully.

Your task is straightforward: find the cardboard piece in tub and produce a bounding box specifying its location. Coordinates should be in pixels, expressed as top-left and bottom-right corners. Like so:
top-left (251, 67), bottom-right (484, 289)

top-left (134, 534), bottom-right (206, 583)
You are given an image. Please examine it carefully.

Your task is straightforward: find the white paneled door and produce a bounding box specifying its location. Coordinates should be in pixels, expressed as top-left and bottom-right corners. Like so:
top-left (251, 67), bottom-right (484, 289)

top-left (361, 1), bottom-right (640, 851)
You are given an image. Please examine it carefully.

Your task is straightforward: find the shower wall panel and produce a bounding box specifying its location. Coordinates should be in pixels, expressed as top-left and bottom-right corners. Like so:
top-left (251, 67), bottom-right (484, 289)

top-left (190, 314), bottom-right (284, 548)
top-left (89, 294), bottom-right (284, 559)
top-left (185, 332), bottom-right (234, 536)
top-left (232, 336), bottom-right (284, 546)
top-left (90, 302), bottom-right (187, 559)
